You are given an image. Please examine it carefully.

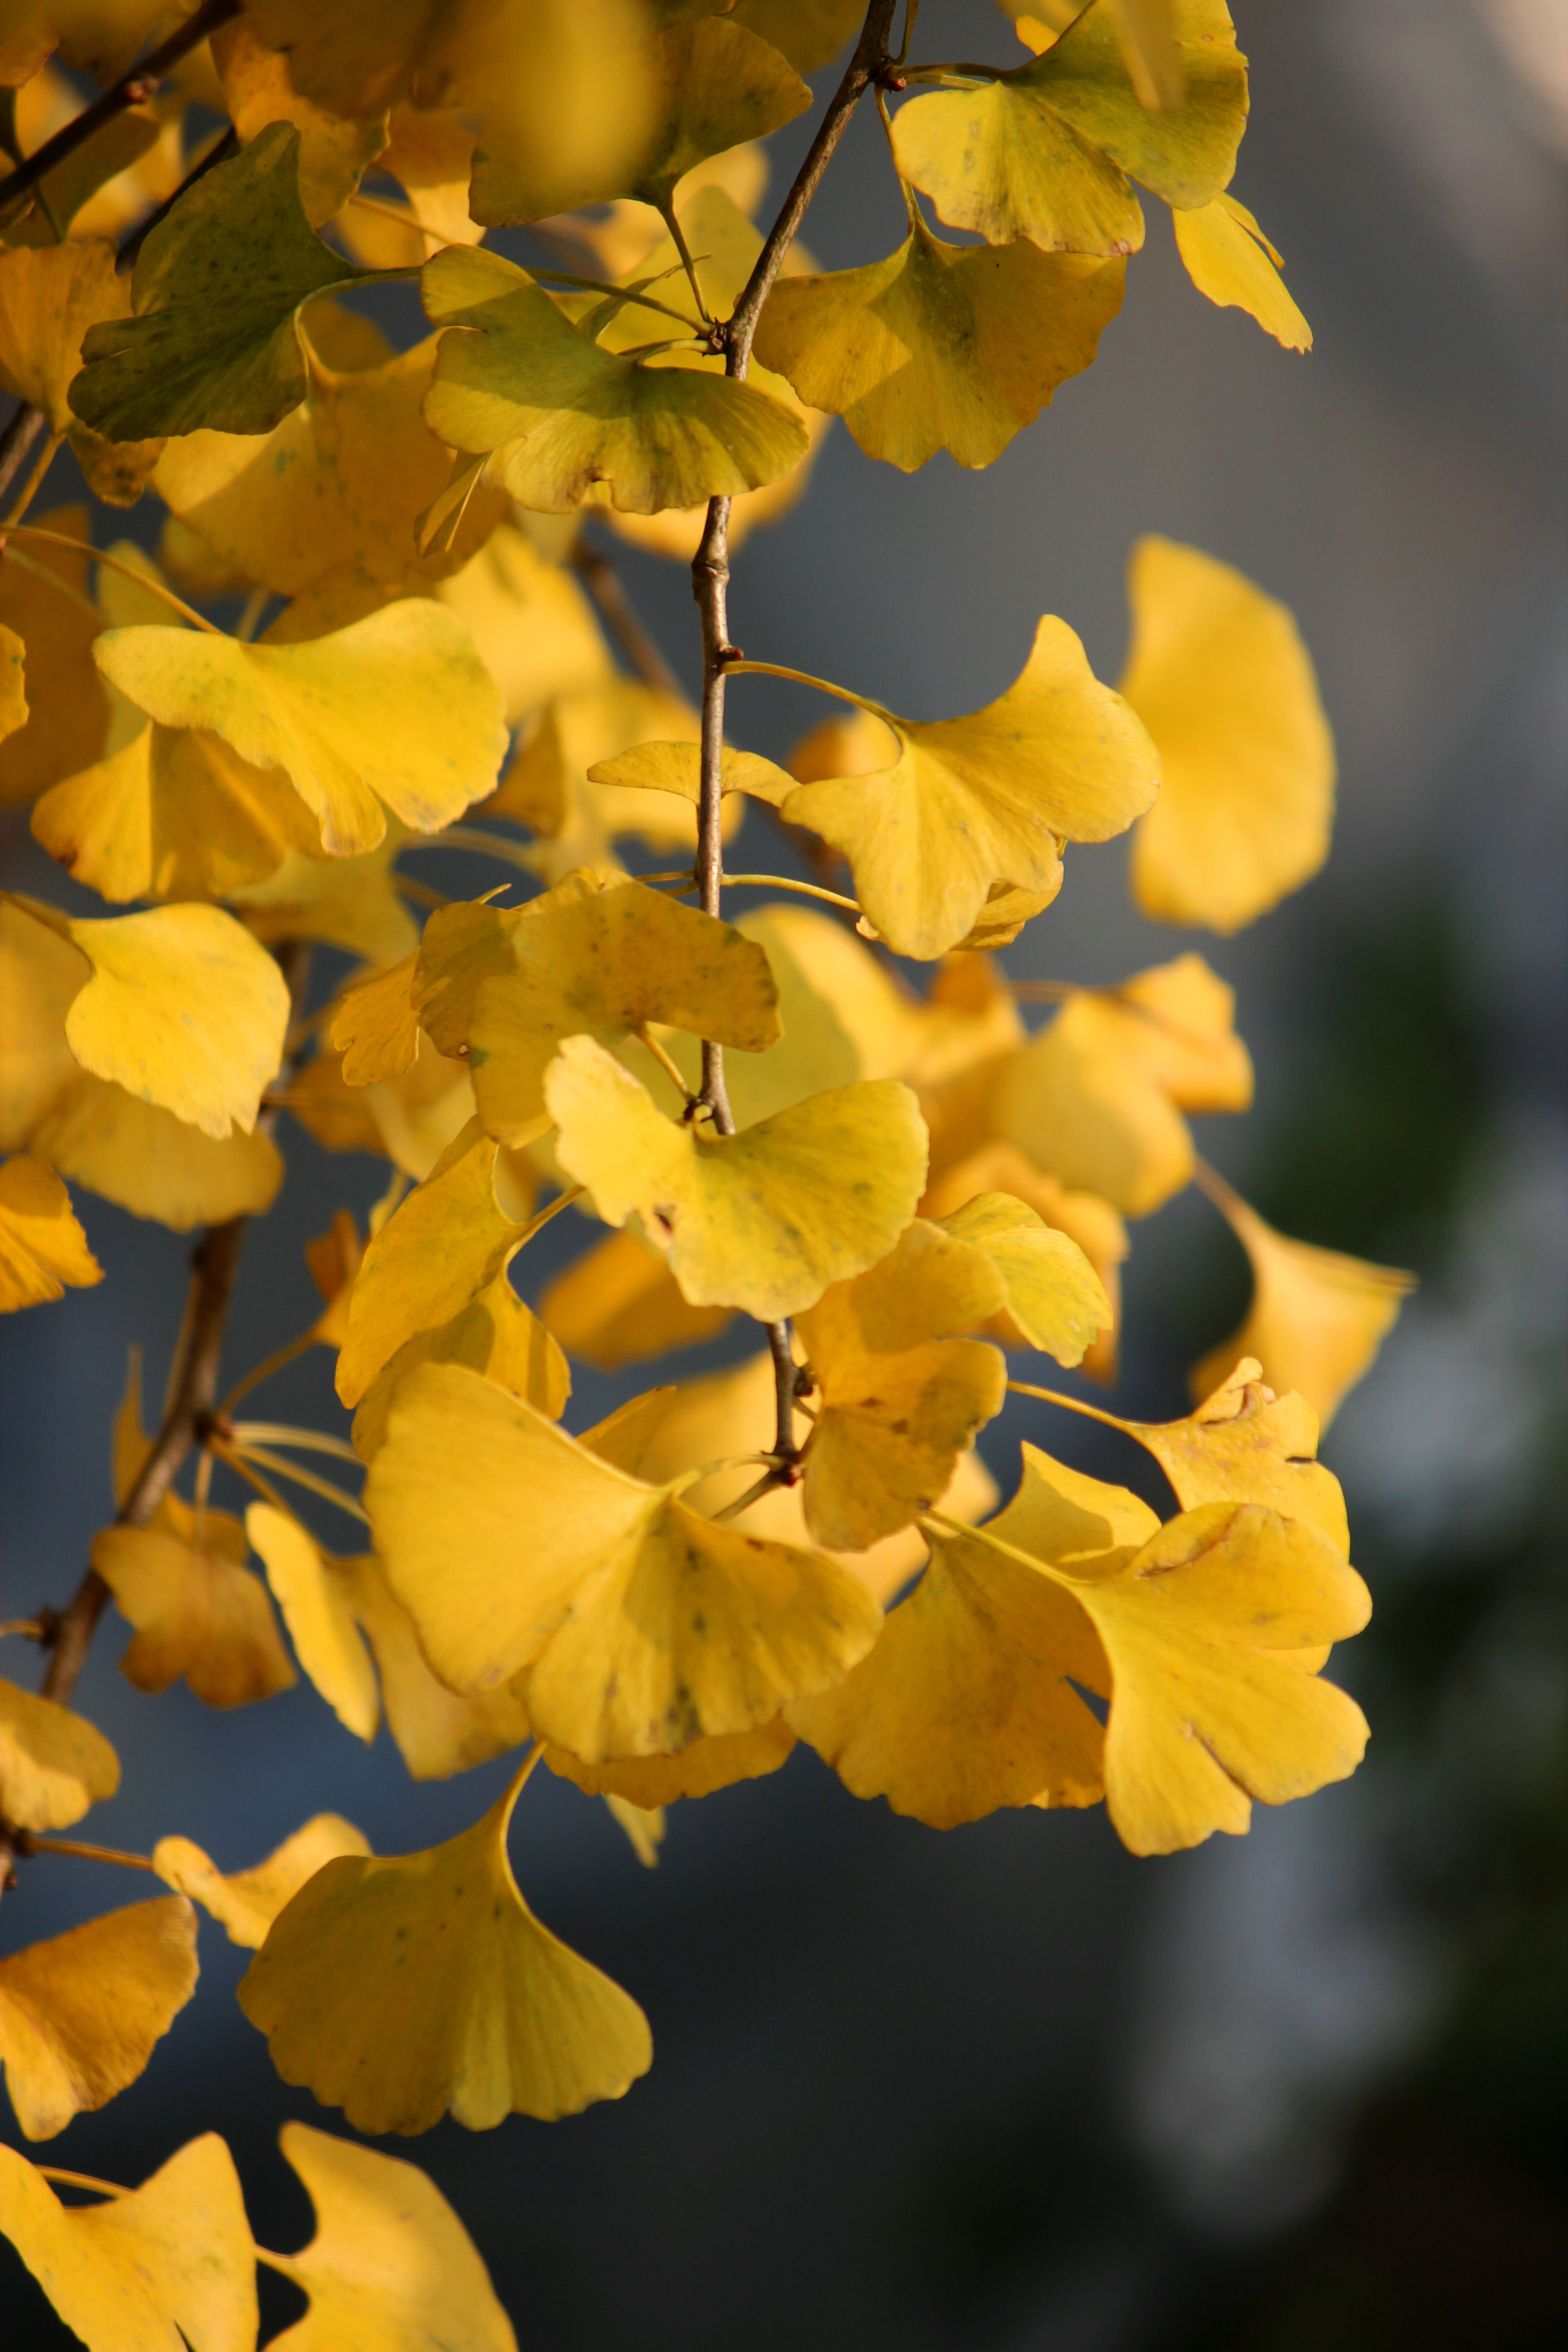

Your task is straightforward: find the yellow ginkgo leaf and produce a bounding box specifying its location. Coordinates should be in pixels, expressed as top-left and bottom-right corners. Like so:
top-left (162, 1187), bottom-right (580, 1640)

top-left (368, 1362), bottom-right (882, 1759)
top-left (0, 238), bottom-right (164, 501)
top-left (0, 1897), bottom-right (199, 2140)
top-left (992, 953), bottom-right (1252, 1215)
top-left (245, 1505), bottom-right (380, 1741)
top-left (544, 1715), bottom-right (798, 1808)
top-left (1193, 1172), bottom-right (1415, 1429)
top-left (94, 599), bottom-right (508, 858)
top-left (328, 954), bottom-right (420, 1088)
top-left (587, 740), bottom-right (795, 809)
top-left (435, 519), bottom-right (612, 726)
top-left (937, 1190), bottom-right (1112, 1363)
top-left (603, 1793), bottom-right (664, 1867)
top-left (467, 872), bottom-right (781, 1144)
top-left (540, 1225), bottom-right (733, 1370)
top-left (752, 204), bottom-right (1125, 470)
top-left (421, 244), bottom-right (809, 516)
top-left (0, 2133), bottom-right (257, 2350)
top-left (211, 17), bottom-right (390, 226)
top-left (1103, 0), bottom-right (1184, 110)
top-left (0, 624), bottom-right (25, 746)
top-left (470, 11), bottom-right (808, 222)
top-left (336, 1551), bottom-right (531, 1781)
top-left (0, 1676), bottom-right (118, 1832)
top-left (0, 506), bottom-right (110, 809)
top-left (352, 1259), bottom-right (571, 1462)
top-left (776, 620), bottom-right (1158, 959)
top-left (922, 1143), bottom-right (1128, 1380)
top-left (153, 1814), bottom-right (373, 1950)
top-left (239, 1758), bottom-right (652, 2133)
top-left (890, 0), bottom-right (1247, 255)
top-left (92, 1514), bottom-right (298, 1710)
top-left (32, 720), bottom-right (323, 905)
top-left (1122, 536), bottom-right (1335, 932)
top-left (0, 1154), bottom-right (102, 1313)
top-left (1174, 190), bottom-right (1313, 351)
top-left (268, 2121), bottom-right (518, 2351)
top-left (236, 831), bottom-right (419, 969)
top-left (795, 1222), bottom-right (1008, 1551)
top-left (487, 676), bottom-right (699, 846)
top-left (547, 1034), bottom-right (927, 1322)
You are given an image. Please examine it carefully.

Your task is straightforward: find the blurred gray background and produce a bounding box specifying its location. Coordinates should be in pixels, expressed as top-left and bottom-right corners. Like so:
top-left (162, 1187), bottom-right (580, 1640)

top-left (3, 3), bottom-right (1566, 2344)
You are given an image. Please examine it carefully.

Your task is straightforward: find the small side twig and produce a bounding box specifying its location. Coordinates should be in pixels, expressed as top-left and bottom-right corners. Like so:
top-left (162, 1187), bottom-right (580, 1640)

top-left (573, 539), bottom-right (685, 697)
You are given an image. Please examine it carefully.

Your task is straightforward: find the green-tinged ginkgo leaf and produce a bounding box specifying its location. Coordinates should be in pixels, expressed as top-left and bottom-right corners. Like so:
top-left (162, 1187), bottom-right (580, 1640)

top-left (1174, 191), bottom-right (1312, 351)
top-left (777, 620), bottom-right (1159, 959)
top-left (1122, 536), bottom-right (1335, 932)
top-left (0, 1675), bottom-right (118, 1831)
top-left (891, 0), bottom-right (1247, 255)
top-left (0, 2133), bottom-right (257, 2352)
top-left (69, 125), bottom-right (376, 441)
top-left (211, 17), bottom-right (391, 226)
top-left (992, 953), bottom-right (1252, 1214)
top-left (547, 1035), bottom-right (928, 1322)
top-left (368, 1362), bottom-right (882, 1758)
top-left (92, 1514), bottom-right (299, 1710)
top-left (466, 871), bottom-right (780, 1143)
top-left (268, 2121), bottom-right (519, 2350)
top-left (470, 11), bottom-right (808, 222)
top-left (937, 1191), bottom-right (1113, 1363)
top-left (336, 1550), bottom-right (532, 1780)
top-left (0, 1154), bottom-right (102, 1312)
top-left (0, 1897), bottom-right (199, 2140)
top-left (154, 1814), bottom-right (373, 1950)
top-left (752, 205), bottom-right (1125, 470)
top-left (239, 1757), bottom-right (652, 2133)
top-left (1192, 1171), bottom-right (1415, 1429)
top-left (794, 1221), bottom-right (1008, 1550)
top-left (587, 739), bottom-right (795, 808)
top-left (95, 601), bottom-right (506, 858)
top-left (421, 243), bottom-right (809, 516)
top-left (0, 508), bottom-right (110, 808)
top-left (245, 1505), bottom-right (381, 1742)
top-left (32, 720), bottom-right (322, 904)
top-left (540, 1226), bottom-right (733, 1370)
top-left (544, 1716), bottom-right (798, 1808)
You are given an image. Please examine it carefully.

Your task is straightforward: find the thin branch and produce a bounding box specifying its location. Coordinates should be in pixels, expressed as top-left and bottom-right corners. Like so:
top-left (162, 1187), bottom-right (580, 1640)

top-left (3, 428), bottom-right (61, 528)
top-left (0, 402), bottom-right (47, 509)
top-left (14, 1833), bottom-right (156, 1872)
top-left (767, 1322), bottom-right (804, 1473)
top-left (572, 539), bottom-right (685, 696)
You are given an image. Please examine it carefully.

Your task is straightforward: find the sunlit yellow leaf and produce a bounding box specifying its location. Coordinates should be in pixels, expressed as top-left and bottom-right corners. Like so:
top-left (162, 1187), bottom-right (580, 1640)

top-left (336, 1551), bottom-right (531, 1781)
top-left (1193, 1173), bottom-right (1415, 1429)
top-left (267, 2120), bottom-right (519, 2350)
top-left (154, 1813), bottom-right (373, 1950)
top-left (368, 1362), bottom-right (883, 1759)
top-left (1104, 0), bottom-right (1184, 110)
top-left (1122, 536), bottom-right (1335, 931)
top-left (890, 0), bottom-right (1246, 255)
top-left (0, 1154), bottom-right (101, 1313)
top-left (328, 954), bottom-right (420, 1088)
top-left (0, 238), bottom-right (126, 429)
top-left (487, 676), bottom-right (702, 849)
top-left (540, 1225), bottom-right (733, 1369)
top-left (0, 2132), bottom-right (256, 2352)
top-left (937, 1190), bottom-right (1112, 1363)
top-left (992, 953), bottom-right (1251, 1214)
top-left (1174, 191), bottom-right (1312, 351)
top-left (0, 509), bottom-right (110, 807)
top-left (92, 1513), bottom-right (298, 1710)
top-left (245, 1505), bottom-right (380, 1742)
top-left (239, 1757), bottom-right (651, 2133)
top-left (544, 1715), bottom-right (797, 1808)
top-left (548, 1034), bottom-right (927, 1321)
top-left (233, 831), bottom-right (419, 968)
top-left (778, 621), bottom-right (1159, 958)
top-left (435, 519), bottom-right (612, 726)
top-left (0, 1675), bottom-right (118, 1832)
top-left (922, 1143), bottom-right (1128, 1380)
top-left (587, 740), bottom-right (795, 809)
top-left (95, 599), bottom-right (507, 858)
top-left (754, 205), bottom-right (1125, 470)
top-left (211, 16), bottom-right (390, 227)
top-left (0, 1897), bottom-right (198, 2140)
top-left (795, 1222), bottom-right (1008, 1550)
top-left (422, 244), bottom-right (809, 516)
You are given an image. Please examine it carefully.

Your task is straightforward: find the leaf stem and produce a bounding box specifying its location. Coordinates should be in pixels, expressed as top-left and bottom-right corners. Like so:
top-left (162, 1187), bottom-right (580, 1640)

top-left (572, 539), bottom-right (685, 696)
top-left (725, 655), bottom-right (895, 724)
top-left (15, 1833), bottom-right (155, 1872)
top-left (635, 1025), bottom-right (696, 1105)
top-left (720, 872), bottom-right (862, 913)
top-left (1006, 1379), bottom-right (1126, 1433)
top-left (216, 1332), bottom-right (317, 1419)
top-left (0, 525), bottom-right (221, 633)
top-left (658, 199), bottom-right (713, 326)
top-left (3, 427), bottom-right (61, 528)
top-left (38, 2168), bottom-right (127, 2200)
top-left (226, 1423), bottom-right (363, 1465)
top-left (402, 825), bottom-right (539, 874)
top-left (222, 1441), bottom-right (370, 1526)
top-left (0, 1620), bottom-right (45, 1641)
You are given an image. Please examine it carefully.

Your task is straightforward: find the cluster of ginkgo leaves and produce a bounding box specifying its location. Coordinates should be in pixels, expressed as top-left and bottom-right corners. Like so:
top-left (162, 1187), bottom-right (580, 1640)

top-left (0, 2), bottom-right (1416, 2343)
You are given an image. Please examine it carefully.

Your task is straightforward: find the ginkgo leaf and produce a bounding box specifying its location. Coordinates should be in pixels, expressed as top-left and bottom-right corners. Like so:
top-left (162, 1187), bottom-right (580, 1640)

top-left (211, 17), bottom-right (391, 227)
top-left (937, 1191), bottom-right (1112, 1363)
top-left (795, 1221), bottom-right (1008, 1550)
top-left (0, 507), bottom-right (110, 807)
top-left (777, 620), bottom-right (1159, 959)
top-left (233, 831), bottom-right (419, 969)
top-left (730, 0), bottom-right (862, 73)
top-left (0, 1675), bottom-right (118, 1831)
top-left (488, 677), bottom-right (702, 846)
top-left (1174, 191), bottom-right (1313, 351)
top-left (69, 125), bottom-right (376, 441)
top-left (353, 1259), bottom-right (571, 1462)
top-left (422, 243), bottom-right (809, 516)
top-left (470, 11), bottom-right (808, 223)
top-left (547, 1034), bottom-right (927, 1322)
top-left (336, 1551), bottom-right (531, 1781)
top-left (97, 601), bottom-right (506, 858)
top-left (921, 1142), bottom-right (1128, 1379)
top-left (890, 0), bottom-right (1247, 255)
top-left (1193, 1173), bottom-right (1415, 1428)
top-left (0, 626), bottom-right (24, 746)
top-left (0, 2), bottom-right (166, 86)
top-left (0, 1897), bottom-right (198, 2140)
top-left (540, 1225), bottom-right (732, 1369)
top-left (466, 872), bottom-right (780, 1143)
top-left (32, 720), bottom-right (322, 904)
top-left (239, 1758), bottom-right (652, 2133)
top-left (1103, 0), bottom-right (1184, 111)
top-left (544, 1715), bottom-right (798, 1808)
top-left (992, 953), bottom-right (1252, 1215)
top-left (1122, 536), bottom-right (1335, 932)
top-left (268, 2121), bottom-right (518, 2351)
top-left (0, 1154), bottom-right (102, 1313)
top-left (587, 740), bottom-right (795, 808)
top-left (752, 204), bottom-right (1125, 470)
top-left (154, 1814), bottom-right (373, 1950)
top-left (0, 238), bottom-right (127, 431)
top-left (368, 1362), bottom-right (882, 1758)
top-left (0, 2133), bottom-right (257, 2352)
top-left (435, 519), bottom-right (612, 725)
top-left (245, 1506), bottom-right (380, 1742)
top-left (92, 1514), bottom-right (299, 1710)
top-left (329, 954), bottom-right (420, 1088)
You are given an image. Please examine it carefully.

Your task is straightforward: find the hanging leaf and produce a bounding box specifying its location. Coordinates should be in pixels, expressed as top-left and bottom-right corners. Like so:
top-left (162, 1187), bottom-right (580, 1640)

top-left (0, 238), bottom-right (162, 499)
top-left (0, 1897), bottom-right (198, 2140)
top-left (245, 1507), bottom-right (382, 1742)
top-left (0, 508), bottom-right (110, 808)
top-left (154, 1813), bottom-right (373, 1950)
top-left (335, 1551), bottom-right (531, 1781)
top-left (936, 1191), bottom-right (1112, 1363)
top-left (541, 1226), bottom-right (733, 1370)
top-left (545, 1715), bottom-right (798, 1809)
top-left (1174, 191), bottom-right (1312, 351)
top-left (92, 1512), bottom-right (298, 1710)
top-left (210, 17), bottom-right (391, 226)
top-left (0, 1674), bottom-right (118, 1830)
top-left (0, 1155), bottom-right (102, 1313)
